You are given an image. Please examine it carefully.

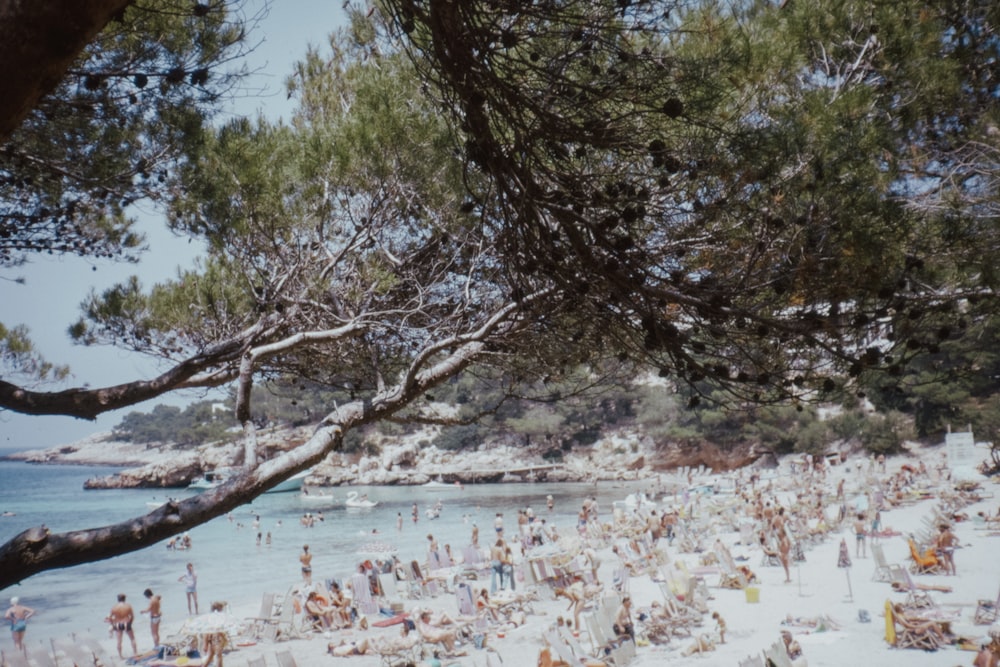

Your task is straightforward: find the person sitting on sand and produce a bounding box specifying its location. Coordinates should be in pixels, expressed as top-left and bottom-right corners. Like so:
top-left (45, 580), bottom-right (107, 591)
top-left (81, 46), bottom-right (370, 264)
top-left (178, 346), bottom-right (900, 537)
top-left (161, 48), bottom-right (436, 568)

top-left (612, 596), bottom-right (634, 641)
top-left (780, 630), bottom-right (806, 667)
top-left (416, 610), bottom-right (467, 655)
top-left (327, 638), bottom-right (371, 656)
top-left (304, 591), bottom-right (337, 630)
top-left (681, 634), bottom-right (715, 656)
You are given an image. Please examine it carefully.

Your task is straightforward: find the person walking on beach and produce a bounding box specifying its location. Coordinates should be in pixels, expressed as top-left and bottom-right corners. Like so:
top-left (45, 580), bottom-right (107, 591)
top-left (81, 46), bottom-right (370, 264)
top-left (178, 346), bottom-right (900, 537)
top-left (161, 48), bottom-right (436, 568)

top-left (853, 513), bottom-right (867, 558)
top-left (107, 593), bottom-right (138, 659)
top-left (141, 588), bottom-right (162, 648)
top-left (5, 596), bottom-right (34, 655)
top-left (300, 544), bottom-right (313, 584)
top-left (179, 563), bottom-right (199, 615)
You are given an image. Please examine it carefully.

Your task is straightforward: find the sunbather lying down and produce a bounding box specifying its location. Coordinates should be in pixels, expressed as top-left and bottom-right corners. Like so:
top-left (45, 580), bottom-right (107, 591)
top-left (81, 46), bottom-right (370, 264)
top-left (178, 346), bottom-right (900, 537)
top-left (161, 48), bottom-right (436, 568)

top-left (781, 614), bottom-right (842, 631)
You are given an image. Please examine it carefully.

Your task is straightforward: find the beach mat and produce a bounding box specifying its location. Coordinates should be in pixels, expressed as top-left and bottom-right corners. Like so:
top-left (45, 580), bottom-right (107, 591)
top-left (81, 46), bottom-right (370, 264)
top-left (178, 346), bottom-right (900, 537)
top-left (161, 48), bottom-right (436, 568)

top-left (371, 613), bottom-right (409, 628)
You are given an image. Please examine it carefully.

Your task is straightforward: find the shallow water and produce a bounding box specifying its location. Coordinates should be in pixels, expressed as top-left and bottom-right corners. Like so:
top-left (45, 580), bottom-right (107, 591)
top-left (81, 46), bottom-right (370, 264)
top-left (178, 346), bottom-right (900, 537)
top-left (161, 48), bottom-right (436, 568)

top-left (0, 458), bottom-right (650, 648)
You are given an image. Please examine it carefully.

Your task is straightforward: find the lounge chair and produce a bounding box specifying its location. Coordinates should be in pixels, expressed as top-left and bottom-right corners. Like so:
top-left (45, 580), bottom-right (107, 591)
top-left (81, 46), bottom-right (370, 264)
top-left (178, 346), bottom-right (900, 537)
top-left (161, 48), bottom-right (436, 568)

top-left (762, 640), bottom-right (793, 667)
top-left (870, 543), bottom-right (893, 582)
top-left (886, 603), bottom-right (945, 651)
top-left (247, 657), bottom-right (267, 667)
top-left (247, 592), bottom-right (277, 638)
top-left (974, 585), bottom-right (1000, 625)
top-left (274, 649), bottom-right (299, 667)
top-left (906, 537), bottom-right (943, 575)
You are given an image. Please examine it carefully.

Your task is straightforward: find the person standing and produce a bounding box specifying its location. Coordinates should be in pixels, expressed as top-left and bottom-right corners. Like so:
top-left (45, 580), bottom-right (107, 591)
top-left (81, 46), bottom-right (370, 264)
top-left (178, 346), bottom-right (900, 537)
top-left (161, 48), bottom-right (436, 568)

top-left (141, 588), bottom-right (162, 648)
top-left (108, 593), bottom-right (138, 659)
top-left (853, 513), bottom-right (868, 558)
top-left (300, 545), bottom-right (313, 585)
top-left (396, 512), bottom-right (403, 531)
top-left (179, 562), bottom-right (199, 615)
top-left (4, 596), bottom-right (34, 655)
top-left (936, 524), bottom-right (958, 575)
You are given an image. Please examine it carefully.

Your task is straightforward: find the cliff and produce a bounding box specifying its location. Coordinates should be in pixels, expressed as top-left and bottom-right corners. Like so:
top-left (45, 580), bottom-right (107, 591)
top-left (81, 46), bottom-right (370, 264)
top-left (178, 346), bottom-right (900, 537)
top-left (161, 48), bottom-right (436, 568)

top-left (3, 424), bottom-right (762, 489)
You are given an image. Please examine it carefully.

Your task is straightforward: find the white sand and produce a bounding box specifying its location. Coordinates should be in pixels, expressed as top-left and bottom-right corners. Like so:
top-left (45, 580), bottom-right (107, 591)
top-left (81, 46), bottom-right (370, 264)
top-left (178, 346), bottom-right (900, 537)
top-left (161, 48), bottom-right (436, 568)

top-left (70, 448), bottom-right (999, 667)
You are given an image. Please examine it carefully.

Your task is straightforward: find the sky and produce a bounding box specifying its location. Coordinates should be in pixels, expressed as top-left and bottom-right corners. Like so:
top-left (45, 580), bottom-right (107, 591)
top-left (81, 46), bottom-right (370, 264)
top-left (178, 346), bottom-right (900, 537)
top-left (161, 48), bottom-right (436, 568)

top-left (0, 0), bottom-right (348, 450)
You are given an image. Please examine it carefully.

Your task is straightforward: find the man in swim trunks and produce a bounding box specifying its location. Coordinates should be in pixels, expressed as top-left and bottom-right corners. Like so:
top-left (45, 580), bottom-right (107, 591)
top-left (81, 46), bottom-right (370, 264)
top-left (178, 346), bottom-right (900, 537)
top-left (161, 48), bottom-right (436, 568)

top-left (141, 588), bottom-right (162, 647)
top-left (300, 544), bottom-right (313, 584)
top-left (5, 596), bottom-right (35, 654)
top-left (108, 593), bottom-right (138, 658)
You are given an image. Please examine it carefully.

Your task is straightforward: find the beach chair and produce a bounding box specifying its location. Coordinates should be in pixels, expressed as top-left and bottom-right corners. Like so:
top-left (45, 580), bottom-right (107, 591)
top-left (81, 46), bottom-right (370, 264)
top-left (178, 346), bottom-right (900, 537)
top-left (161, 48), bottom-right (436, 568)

top-left (870, 543), bottom-right (893, 582)
top-left (974, 585), bottom-right (1000, 625)
top-left (274, 649), bottom-right (298, 667)
top-left (886, 603), bottom-right (945, 651)
top-left (379, 572), bottom-right (402, 605)
top-left (738, 654), bottom-right (765, 667)
top-left (898, 568), bottom-right (936, 612)
top-left (247, 657), bottom-right (267, 667)
top-left (906, 537), bottom-right (943, 574)
top-left (455, 582), bottom-right (476, 617)
top-left (352, 573), bottom-right (381, 616)
top-left (485, 650), bottom-right (505, 667)
top-left (247, 592), bottom-right (277, 638)
top-left (265, 589), bottom-right (303, 641)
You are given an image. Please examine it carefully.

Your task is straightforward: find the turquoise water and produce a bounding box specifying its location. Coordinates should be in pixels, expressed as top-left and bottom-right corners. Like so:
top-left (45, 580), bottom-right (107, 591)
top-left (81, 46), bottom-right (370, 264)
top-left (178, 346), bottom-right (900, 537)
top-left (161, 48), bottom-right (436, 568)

top-left (0, 457), bottom-right (641, 651)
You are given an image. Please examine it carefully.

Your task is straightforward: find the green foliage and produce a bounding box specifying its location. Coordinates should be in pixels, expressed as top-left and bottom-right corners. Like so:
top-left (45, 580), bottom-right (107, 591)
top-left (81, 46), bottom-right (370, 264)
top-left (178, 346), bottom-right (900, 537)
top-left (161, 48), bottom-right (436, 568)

top-left (1, 0), bottom-right (250, 267)
top-left (860, 411), bottom-right (914, 455)
top-left (0, 323), bottom-right (70, 381)
top-left (112, 401), bottom-right (236, 446)
top-left (432, 423), bottom-right (483, 451)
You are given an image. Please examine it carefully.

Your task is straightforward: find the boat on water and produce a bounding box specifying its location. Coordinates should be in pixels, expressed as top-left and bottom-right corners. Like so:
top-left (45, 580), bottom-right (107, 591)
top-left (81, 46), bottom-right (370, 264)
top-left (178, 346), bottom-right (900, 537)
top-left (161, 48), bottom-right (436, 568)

top-left (188, 468), bottom-right (310, 493)
top-left (345, 490), bottom-right (378, 508)
top-left (300, 487), bottom-right (337, 504)
top-left (187, 468), bottom-right (237, 490)
top-left (421, 478), bottom-right (463, 491)
top-left (268, 469), bottom-right (310, 494)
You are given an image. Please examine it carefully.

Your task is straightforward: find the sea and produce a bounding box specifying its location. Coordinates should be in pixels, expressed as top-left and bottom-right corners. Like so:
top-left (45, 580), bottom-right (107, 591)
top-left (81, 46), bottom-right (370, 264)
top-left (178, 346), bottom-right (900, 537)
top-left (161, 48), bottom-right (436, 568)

top-left (0, 451), bottom-right (648, 652)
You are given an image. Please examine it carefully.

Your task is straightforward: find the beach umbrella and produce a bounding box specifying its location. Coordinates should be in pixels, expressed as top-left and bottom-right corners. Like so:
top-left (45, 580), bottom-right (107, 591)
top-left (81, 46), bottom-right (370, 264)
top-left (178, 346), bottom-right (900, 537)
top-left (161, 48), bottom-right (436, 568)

top-left (179, 610), bottom-right (246, 638)
top-left (356, 540), bottom-right (398, 559)
top-left (838, 538), bottom-right (853, 602)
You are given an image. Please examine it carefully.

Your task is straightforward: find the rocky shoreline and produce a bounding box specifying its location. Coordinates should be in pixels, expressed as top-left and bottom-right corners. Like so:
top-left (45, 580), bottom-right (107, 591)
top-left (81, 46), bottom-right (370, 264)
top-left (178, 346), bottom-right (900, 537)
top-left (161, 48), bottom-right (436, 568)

top-left (4, 423), bottom-right (763, 490)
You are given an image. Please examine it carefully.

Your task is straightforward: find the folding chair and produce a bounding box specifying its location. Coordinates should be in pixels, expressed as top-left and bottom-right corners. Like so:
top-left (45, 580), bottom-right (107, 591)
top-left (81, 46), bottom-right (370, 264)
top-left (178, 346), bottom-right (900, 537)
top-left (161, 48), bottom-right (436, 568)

top-left (974, 585), bottom-right (1000, 625)
top-left (247, 657), bottom-right (267, 667)
top-left (274, 649), bottom-right (298, 667)
top-left (870, 543), bottom-right (893, 582)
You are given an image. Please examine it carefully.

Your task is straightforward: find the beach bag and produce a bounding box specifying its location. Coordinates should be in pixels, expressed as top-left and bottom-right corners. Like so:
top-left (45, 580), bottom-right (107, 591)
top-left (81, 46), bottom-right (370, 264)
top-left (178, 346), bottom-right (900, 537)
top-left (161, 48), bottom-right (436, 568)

top-left (474, 633), bottom-right (487, 650)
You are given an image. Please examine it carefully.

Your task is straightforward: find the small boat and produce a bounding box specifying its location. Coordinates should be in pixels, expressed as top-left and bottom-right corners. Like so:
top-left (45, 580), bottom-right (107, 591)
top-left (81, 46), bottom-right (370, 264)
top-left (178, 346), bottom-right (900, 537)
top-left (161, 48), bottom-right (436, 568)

top-left (187, 468), bottom-right (236, 490)
top-left (266, 469), bottom-right (310, 494)
top-left (300, 488), bottom-right (336, 505)
top-left (421, 478), bottom-right (463, 491)
top-left (345, 491), bottom-right (378, 508)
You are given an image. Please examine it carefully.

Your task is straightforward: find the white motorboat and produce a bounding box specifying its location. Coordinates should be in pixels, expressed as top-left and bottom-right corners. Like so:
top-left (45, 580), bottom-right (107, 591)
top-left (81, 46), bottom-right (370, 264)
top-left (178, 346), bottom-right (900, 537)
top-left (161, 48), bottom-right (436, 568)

top-left (421, 478), bottom-right (463, 491)
top-left (188, 467), bottom-right (310, 493)
top-left (345, 491), bottom-right (378, 508)
top-left (187, 467), bottom-right (236, 490)
top-left (266, 469), bottom-right (310, 494)
top-left (300, 487), bottom-right (336, 504)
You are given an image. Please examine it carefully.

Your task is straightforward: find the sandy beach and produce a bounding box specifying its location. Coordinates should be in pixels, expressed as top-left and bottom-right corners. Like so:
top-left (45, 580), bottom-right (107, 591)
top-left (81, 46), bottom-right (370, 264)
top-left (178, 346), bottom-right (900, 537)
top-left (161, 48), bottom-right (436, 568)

top-left (4, 445), bottom-right (998, 667)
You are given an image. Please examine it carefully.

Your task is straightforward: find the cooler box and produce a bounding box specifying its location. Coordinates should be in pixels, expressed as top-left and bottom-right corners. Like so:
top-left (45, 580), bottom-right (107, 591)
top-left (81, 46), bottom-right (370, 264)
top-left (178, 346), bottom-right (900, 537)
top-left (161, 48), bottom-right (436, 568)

top-left (745, 586), bottom-right (760, 603)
